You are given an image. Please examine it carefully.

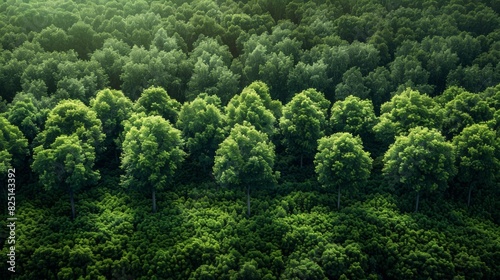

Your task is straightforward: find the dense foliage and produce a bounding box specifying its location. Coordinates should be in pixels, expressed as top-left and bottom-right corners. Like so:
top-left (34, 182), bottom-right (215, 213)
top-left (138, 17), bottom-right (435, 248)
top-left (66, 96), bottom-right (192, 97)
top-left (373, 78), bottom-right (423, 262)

top-left (0, 0), bottom-right (499, 279)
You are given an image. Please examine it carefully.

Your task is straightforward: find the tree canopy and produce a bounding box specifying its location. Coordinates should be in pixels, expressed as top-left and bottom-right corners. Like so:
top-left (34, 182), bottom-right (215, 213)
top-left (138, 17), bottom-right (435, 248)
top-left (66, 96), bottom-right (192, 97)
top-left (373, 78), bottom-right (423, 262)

top-left (1, 0), bottom-right (499, 278)
top-left (315, 133), bottom-right (372, 209)
top-left (452, 124), bottom-right (500, 206)
top-left (383, 126), bottom-right (456, 212)
top-left (213, 123), bottom-right (278, 216)
top-left (121, 114), bottom-right (185, 213)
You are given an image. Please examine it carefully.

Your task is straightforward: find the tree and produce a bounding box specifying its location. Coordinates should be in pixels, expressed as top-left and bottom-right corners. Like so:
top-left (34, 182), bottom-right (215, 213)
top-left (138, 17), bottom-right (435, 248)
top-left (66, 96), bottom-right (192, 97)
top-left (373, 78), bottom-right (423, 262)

top-left (0, 116), bottom-right (28, 174)
top-left (281, 258), bottom-right (327, 280)
top-left (91, 38), bottom-right (131, 89)
top-left (335, 66), bottom-right (370, 100)
top-left (330, 96), bottom-right (377, 145)
top-left (90, 89), bottom-right (133, 160)
top-left (67, 21), bottom-right (102, 59)
top-left (442, 91), bottom-right (495, 139)
top-left (226, 88), bottom-right (276, 136)
top-left (121, 115), bottom-right (185, 213)
top-left (452, 124), bottom-right (500, 207)
top-left (287, 60), bottom-right (331, 97)
top-left (383, 127), bottom-right (456, 212)
top-left (134, 86), bottom-right (181, 124)
top-left (33, 100), bottom-right (105, 152)
top-left (315, 133), bottom-right (372, 209)
top-left (280, 90), bottom-right (329, 167)
top-left (32, 134), bottom-right (99, 219)
top-left (6, 95), bottom-right (41, 143)
top-left (257, 51), bottom-right (294, 102)
top-left (373, 88), bottom-right (442, 146)
top-left (176, 93), bottom-right (226, 175)
top-left (301, 88), bottom-right (331, 118)
top-left (213, 123), bottom-right (278, 216)
top-left (33, 24), bottom-right (69, 52)
top-left (52, 59), bottom-right (108, 105)
top-left (120, 45), bottom-right (190, 101)
top-left (389, 56), bottom-right (433, 95)
top-left (31, 100), bottom-right (103, 219)
top-left (243, 81), bottom-right (283, 119)
top-left (365, 66), bottom-right (394, 113)
top-left (187, 52), bottom-right (240, 104)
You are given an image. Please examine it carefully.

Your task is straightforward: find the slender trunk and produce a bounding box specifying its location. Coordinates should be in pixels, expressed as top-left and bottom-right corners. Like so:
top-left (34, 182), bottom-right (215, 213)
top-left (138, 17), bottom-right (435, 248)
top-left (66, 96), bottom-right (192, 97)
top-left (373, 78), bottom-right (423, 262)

top-left (467, 185), bottom-right (473, 207)
top-left (247, 186), bottom-right (251, 217)
top-left (300, 154), bottom-right (303, 168)
top-left (337, 186), bottom-right (341, 210)
top-left (152, 188), bottom-right (157, 213)
top-left (415, 191), bottom-right (420, 212)
top-left (70, 188), bottom-right (76, 220)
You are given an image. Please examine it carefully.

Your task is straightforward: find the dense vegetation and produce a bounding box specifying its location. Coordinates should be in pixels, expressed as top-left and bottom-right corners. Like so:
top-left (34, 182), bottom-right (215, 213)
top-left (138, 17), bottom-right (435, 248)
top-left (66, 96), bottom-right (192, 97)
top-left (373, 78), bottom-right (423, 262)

top-left (1, 0), bottom-right (499, 279)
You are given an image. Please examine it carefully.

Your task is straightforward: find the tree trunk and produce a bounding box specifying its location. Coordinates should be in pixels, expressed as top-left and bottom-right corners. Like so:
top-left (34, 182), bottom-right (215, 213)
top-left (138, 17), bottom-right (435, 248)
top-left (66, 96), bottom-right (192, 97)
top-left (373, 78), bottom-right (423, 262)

top-left (337, 186), bottom-right (341, 210)
top-left (152, 188), bottom-right (157, 213)
top-left (247, 186), bottom-right (251, 217)
top-left (300, 154), bottom-right (303, 168)
top-left (467, 185), bottom-right (473, 207)
top-left (70, 188), bottom-right (76, 220)
top-left (415, 191), bottom-right (420, 212)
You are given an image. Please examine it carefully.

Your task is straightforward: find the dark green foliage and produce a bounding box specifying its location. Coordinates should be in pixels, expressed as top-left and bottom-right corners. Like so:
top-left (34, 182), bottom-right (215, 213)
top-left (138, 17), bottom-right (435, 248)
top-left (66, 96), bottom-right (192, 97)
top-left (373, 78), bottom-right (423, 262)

top-left (90, 90), bottom-right (131, 135)
top-left (134, 86), bottom-right (181, 124)
top-left (177, 93), bottom-right (226, 175)
top-left (0, 116), bottom-right (29, 173)
top-left (315, 133), bottom-right (372, 209)
top-left (279, 89), bottom-right (330, 168)
top-left (441, 90), bottom-right (495, 139)
top-left (5, 94), bottom-right (43, 152)
top-left (33, 99), bottom-right (105, 150)
top-left (335, 66), bottom-right (370, 100)
top-left (330, 96), bottom-right (377, 141)
top-left (226, 87), bottom-right (277, 136)
top-left (1, 0), bottom-right (500, 279)
top-left (121, 114), bottom-right (185, 213)
top-left (374, 88), bottom-right (442, 146)
top-left (452, 124), bottom-right (500, 206)
top-left (383, 127), bottom-right (456, 212)
top-left (214, 123), bottom-right (278, 216)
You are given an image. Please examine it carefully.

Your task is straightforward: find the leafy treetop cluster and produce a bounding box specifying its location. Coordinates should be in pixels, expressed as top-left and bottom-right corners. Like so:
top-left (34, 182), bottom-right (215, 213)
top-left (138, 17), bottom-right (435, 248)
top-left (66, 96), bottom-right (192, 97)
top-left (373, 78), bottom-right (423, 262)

top-left (1, 0), bottom-right (500, 279)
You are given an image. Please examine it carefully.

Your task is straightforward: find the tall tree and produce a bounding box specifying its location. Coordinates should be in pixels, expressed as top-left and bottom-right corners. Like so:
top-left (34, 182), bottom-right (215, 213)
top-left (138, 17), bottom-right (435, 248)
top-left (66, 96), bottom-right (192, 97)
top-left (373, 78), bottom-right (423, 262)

top-left (243, 81), bottom-right (283, 119)
top-left (226, 88), bottom-right (276, 136)
top-left (134, 86), bottom-right (181, 124)
top-left (33, 100), bottom-right (105, 151)
top-left (279, 90), bottom-right (329, 167)
top-left (6, 95), bottom-right (41, 143)
top-left (442, 91), bottom-right (494, 139)
top-left (213, 123), bottom-right (278, 216)
top-left (383, 127), bottom-right (456, 212)
top-left (452, 124), bottom-right (500, 207)
top-left (32, 100), bottom-right (104, 219)
top-left (187, 53), bottom-right (240, 104)
top-left (121, 115), bottom-right (185, 213)
top-left (32, 134), bottom-right (99, 219)
top-left (315, 133), bottom-right (372, 209)
top-left (176, 93), bottom-right (226, 175)
top-left (0, 116), bottom-right (28, 174)
top-left (335, 67), bottom-right (370, 100)
top-left (373, 88), bottom-right (442, 146)
top-left (90, 89), bottom-right (133, 160)
top-left (330, 96), bottom-right (378, 150)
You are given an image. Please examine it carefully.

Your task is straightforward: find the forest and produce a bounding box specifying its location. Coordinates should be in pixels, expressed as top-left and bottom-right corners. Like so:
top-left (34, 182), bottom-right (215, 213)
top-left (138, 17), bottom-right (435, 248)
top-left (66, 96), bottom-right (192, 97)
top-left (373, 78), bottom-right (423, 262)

top-left (0, 0), bottom-right (499, 279)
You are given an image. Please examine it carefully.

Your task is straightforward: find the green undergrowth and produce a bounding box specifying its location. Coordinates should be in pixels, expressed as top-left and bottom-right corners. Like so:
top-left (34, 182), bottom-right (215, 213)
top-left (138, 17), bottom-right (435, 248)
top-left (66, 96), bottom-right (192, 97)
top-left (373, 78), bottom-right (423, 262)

top-left (1, 175), bottom-right (499, 279)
